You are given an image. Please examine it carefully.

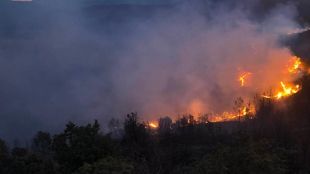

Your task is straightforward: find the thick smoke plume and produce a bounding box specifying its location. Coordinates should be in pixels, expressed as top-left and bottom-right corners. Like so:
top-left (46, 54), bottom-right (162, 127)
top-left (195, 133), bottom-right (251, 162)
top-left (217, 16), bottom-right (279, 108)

top-left (0, 0), bottom-right (304, 141)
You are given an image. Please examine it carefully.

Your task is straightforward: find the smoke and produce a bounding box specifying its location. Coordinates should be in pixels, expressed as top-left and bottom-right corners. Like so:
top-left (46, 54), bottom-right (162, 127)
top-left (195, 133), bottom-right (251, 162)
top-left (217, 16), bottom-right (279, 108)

top-left (110, 2), bottom-right (300, 117)
top-left (0, 0), bottom-right (304, 141)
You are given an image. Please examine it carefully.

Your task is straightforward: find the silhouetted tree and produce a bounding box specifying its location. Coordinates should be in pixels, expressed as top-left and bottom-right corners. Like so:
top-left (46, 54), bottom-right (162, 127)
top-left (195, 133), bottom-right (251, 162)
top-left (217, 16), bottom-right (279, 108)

top-left (52, 120), bottom-right (114, 173)
top-left (0, 139), bottom-right (9, 174)
top-left (123, 112), bottom-right (149, 146)
top-left (158, 116), bottom-right (172, 135)
top-left (74, 156), bottom-right (133, 174)
top-left (122, 113), bottom-right (159, 173)
top-left (31, 131), bottom-right (52, 156)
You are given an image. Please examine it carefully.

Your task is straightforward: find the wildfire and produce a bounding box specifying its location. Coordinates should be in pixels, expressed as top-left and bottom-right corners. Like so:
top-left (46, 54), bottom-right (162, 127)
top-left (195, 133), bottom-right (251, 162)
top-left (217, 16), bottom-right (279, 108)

top-left (239, 72), bottom-right (251, 87)
top-left (262, 57), bottom-right (304, 100)
top-left (148, 122), bottom-right (158, 129)
top-left (263, 81), bottom-right (301, 100)
top-left (241, 106), bottom-right (247, 116)
top-left (208, 105), bottom-right (256, 122)
top-left (288, 56), bottom-right (302, 73)
top-left (208, 56), bottom-right (305, 122)
top-left (147, 56), bottom-right (306, 124)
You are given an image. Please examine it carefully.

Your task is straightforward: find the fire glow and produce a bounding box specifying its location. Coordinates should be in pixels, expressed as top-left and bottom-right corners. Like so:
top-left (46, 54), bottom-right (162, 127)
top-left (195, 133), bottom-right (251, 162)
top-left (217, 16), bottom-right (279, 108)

top-left (148, 122), bottom-right (158, 129)
top-left (262, 82), bottom-right (301, 100)
top-left (215, 56), bottom-right (306, 122)
top-left (208, 106), bottom-right (256, 123)
top-left (218, 56), bottom-right (305, 122)
top-left (239, 72), bottom-right (251, 87)
top-left (288, 56), bottom-right (302, 73)
top-left (149, 56), bottom-right (307, 126)
top-left (262, 57), bottom-right (304, 100)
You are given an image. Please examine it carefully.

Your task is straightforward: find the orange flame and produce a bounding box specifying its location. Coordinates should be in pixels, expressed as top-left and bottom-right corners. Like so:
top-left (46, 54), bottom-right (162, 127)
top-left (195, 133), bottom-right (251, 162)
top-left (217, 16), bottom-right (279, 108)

top-left (147, 56), bottom-right (306, 124)
top-left (288, 56), bottom-right (302, 73)
top-left (208, 105), bottom-right (256, 122)
top-left (210, 56), bottom-right (305, 122)
top-left (239, 72), bottom-right (251, 87)
top-left (263, 81), bottom-right (301, 100)
top-left (262, 57), bottom-right (304, 100)
top-left (148, 122), bottom-right (158, 129)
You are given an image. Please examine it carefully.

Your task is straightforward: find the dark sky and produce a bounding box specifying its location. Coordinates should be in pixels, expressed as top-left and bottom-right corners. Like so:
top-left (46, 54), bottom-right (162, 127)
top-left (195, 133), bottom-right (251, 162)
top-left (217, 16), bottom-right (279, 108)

top-left (95, 0), bottom-right (172, 4)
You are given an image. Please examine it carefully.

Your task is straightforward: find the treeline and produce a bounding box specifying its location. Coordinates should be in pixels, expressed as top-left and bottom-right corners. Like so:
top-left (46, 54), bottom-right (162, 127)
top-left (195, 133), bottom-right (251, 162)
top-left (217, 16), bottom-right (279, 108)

top-left (1, 78), bottom-right (310, 174)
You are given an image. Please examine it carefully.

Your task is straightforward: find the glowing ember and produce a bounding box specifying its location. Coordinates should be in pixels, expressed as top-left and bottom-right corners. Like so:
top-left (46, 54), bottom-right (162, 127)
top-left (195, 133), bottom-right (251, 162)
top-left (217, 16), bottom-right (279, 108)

top-left (208, 105), bottom-right (256, 123)
top-left (263, 81), bottom-right (301, 100)
top-left (278, 82), bottom-right (301, 99)
top-left (239, 72), bottom-right (251, 87)
top-left (148, 122), bottom-right (158, 129)
top-left (261, 56), bottom-right (304, 100)
top-left (288, 56), bottom-right (302, 73)
top-left (241, 106), bottom-right (247, 116)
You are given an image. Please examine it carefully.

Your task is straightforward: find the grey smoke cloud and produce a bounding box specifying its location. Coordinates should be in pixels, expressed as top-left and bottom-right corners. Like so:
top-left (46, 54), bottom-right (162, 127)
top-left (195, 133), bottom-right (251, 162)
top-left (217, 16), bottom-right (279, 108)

top-left (0, 0), bottom-right (304, 142)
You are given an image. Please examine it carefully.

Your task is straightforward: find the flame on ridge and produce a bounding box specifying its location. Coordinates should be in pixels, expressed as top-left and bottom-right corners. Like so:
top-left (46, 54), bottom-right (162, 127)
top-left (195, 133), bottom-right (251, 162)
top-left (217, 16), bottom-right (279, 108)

top-left (205, 56), bottom-right (305, 121)
top-left (148, 56), bottom-right (307, 127)
top-left (262, 57), bottom-right (304, 100)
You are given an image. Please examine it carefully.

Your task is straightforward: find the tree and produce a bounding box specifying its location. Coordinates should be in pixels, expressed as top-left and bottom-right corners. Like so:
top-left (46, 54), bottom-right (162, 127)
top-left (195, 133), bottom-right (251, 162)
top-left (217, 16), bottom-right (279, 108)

top-left (158, 116), bottom-right (172, 135)
top-left (187, 139), bottom-right (290, 174)
top-left (122, 113), bottom-right (157, 173)
top-left (0, 139), bottom-right (9, 174)
top-left (52, 121), bottom-right (114, 173)
top-left (31, 131), bottom-right (52, 156)
top-left (123, 112), bottom-right (149, 146)
top-left (74, 156), bottom-right (133, 174)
